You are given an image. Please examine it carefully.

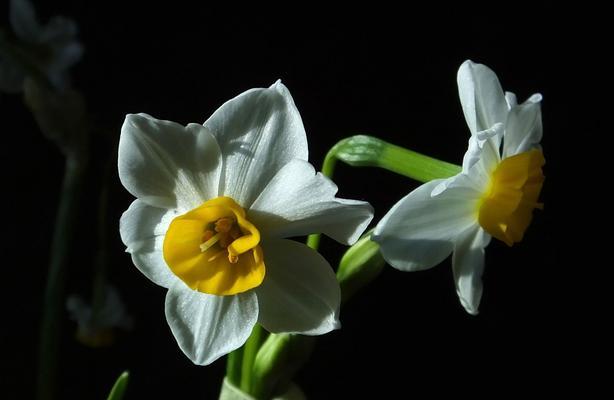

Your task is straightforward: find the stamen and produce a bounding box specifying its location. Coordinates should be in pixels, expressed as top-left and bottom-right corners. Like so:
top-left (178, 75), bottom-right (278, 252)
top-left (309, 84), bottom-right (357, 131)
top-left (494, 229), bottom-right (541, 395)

top-left (201, 230), bottom-right (215, 242)
top-left (200, 233), bottom-right (221, 252)
top-left (215, 218), bottom-right (234, 233)
top-left (228, 254), bottom-right (239, 264)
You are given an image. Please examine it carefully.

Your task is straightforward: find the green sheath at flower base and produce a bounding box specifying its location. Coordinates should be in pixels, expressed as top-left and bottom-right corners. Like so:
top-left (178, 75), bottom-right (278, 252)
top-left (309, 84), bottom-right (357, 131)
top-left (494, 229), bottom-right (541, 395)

top-left (250, 333), bottom-right (315, 399)
top-left (322, 135), bottom-right (462, 182)
top-left (337, 230), bottom-right (385, 303)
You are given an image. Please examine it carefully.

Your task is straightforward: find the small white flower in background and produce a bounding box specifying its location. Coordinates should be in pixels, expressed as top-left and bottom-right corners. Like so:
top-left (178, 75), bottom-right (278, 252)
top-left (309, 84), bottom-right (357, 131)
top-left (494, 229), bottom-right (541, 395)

top-left (0, 0), bottom-right (83, 93)
top-left (119, 82), bottom-right (373, 365)
top-left (373, 60), bottom-right (544, 315)
top-left (67, 286), bottom-right (133, 347)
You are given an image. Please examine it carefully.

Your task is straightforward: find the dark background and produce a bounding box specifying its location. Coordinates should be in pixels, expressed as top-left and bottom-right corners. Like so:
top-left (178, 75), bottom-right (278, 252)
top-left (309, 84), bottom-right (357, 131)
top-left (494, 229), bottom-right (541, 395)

top-left (1, 2), bottom-right (593, 399)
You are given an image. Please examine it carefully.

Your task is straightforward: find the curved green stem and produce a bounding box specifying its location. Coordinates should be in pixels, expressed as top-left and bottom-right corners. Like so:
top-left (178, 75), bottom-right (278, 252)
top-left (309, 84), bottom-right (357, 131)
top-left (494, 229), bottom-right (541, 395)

top-left (325, 135), bottom-right (461, 182)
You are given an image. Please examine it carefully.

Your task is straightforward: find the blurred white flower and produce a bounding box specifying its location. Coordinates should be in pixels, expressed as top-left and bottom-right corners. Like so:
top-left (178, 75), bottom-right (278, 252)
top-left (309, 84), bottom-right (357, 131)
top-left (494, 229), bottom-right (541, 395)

top-left (373, 60), bottom-right (544, 315)
top-left (67, 285), bottom-right (133, 347)
top-left (119, 82), bottom-right (373, 365)
top-left (0, 0), bottom-right (82, 93)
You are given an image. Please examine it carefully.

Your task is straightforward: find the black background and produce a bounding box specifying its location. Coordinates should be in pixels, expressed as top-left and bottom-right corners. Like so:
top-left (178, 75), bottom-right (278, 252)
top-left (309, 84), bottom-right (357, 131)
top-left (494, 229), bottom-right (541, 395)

top-left (0, 2), bottom-right (594, 399)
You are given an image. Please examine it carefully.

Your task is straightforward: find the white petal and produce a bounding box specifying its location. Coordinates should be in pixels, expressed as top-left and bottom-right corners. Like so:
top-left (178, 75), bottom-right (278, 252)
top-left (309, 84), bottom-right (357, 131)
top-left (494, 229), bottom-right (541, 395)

top-left (249, 159), bottom-right (373, 244)
top-left (119, 199), bottom-right (180, 288)
top-left (9, 0), bottom-right (41, 43)
top-left (40, 16), bottom-right (78, 43)
top-left (256, 239), bottom-right (340, 335)
top-left (457, 60), bottom-right (508, 136)
top-left (460, 126), bottom-right (502, 190)
top-left (502, 95), bottom-right (543, 158)
top-left (505, 91), bottom-right (517, 108)
top-left (204, 81), bottom-right (308, 207)
top-left (118, 113), bottom-right (222, 210)
top-left (165, 282), bottom-right (258, 365)
top-left (372, 179), bottom-right (479, 271)
top-left (452, 226), bottom-right (491, 315)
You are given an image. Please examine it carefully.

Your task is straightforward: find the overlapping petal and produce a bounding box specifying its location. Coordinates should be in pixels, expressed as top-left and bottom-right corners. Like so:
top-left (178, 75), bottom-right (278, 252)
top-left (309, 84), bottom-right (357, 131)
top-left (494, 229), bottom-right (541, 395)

top-left (204, 81), bottom-right (308, 207)
top-left (452, 226), bottom-right (491, 315)
top-left (165, 282), bottom-right (258, 365)
top-left (119, 199), bottom-right (180, 288)
top-left (118, 114), bottom-right (222, 210)
top-left (373, 179), bottom-right (479, 271)
top-left (256, 239), bottom-right (340, 335)
top-left (250, 159), bottom-right (373, 245)
top-left (502, 95), bottom-right (543, 158)
top-left (457, 60), bottom-right (509, 136)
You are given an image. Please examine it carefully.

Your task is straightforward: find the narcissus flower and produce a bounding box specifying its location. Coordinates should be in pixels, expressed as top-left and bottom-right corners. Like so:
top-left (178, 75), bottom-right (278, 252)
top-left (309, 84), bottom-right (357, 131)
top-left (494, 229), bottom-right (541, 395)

top-left (119, 82), bottom-right (373, 365)
top-left (373, 60), bottom-right (544, 315)
top-left (0, 0), bottom-right (82, 93)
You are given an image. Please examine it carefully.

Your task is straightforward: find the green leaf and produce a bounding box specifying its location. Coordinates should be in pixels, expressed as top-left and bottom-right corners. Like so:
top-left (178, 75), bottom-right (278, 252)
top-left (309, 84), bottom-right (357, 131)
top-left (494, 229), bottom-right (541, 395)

top-left (106, 371), bottom-right (129, 400)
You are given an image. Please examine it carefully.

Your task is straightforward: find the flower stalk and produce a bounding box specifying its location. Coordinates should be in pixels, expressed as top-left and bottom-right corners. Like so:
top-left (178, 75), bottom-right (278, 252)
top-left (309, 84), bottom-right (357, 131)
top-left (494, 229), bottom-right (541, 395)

top-left (37, 155), bottom-right (87, 400)
top-left (322, 135), bottom-right (461, 182)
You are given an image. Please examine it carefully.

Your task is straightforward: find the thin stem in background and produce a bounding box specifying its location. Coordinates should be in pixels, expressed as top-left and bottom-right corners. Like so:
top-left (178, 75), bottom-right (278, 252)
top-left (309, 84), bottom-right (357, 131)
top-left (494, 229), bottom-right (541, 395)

top-left (36, 156), bottom-right (86, 400)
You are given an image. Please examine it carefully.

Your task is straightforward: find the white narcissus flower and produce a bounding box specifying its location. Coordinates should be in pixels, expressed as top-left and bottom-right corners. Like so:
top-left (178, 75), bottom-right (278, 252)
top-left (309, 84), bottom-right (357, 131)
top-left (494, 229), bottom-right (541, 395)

top-left (0, 0), bottom-right (83, 93)
top-left (119, 82), bottom-right (373, 365)
top-left (372, 60), bottom-right (544, 315)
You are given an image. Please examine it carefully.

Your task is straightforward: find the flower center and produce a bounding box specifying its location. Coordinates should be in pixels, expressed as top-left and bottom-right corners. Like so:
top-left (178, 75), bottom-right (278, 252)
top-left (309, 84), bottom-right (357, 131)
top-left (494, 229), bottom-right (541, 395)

top-left (478, 149), bottom-right (545, 246)
top-left (163, 196), bottom-right (265, 295)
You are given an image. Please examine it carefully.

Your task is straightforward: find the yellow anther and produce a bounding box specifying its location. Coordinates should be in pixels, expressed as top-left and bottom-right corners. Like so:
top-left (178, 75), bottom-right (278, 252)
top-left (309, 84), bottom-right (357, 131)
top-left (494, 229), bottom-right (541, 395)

top-left (215, 217), bottom-right (234, 233)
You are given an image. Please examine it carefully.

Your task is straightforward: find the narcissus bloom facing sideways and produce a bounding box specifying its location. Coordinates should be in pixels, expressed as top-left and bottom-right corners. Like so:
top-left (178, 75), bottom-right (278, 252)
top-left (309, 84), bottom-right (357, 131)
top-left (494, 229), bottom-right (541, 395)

top-left (119, 82), bottom-right (373, 365)
top-left (373, 60), bottom-right (544, 315)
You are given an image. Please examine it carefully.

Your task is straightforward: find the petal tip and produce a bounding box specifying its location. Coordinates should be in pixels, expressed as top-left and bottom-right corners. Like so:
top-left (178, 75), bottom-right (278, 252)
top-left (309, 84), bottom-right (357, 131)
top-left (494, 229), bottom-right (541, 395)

top-left (270, 79), bottom-right (289, 95)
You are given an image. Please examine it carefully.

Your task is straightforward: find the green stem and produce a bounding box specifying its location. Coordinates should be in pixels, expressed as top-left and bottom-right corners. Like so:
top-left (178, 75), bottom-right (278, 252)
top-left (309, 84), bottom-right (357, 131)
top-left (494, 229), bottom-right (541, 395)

top-left (251, 334), bottom-right (315, 400)
top-left (240, 324), bottom-right (266, 393)
top-left (336, 230), bottom-right (385, 304)
top-left (253, 136), bottom-right (461, 398)
top-left (327, 135), bottom-right (461, 182)
top-left (376, 141), bottom-right (461, 182)
top-left (36, 156), bottom-right (86, 400)
top-left (305, 149), bottom-right (338, 251)
top-left (226, 348), bottom-right (244, 387)
top-left (310, 135), bottom-right (462, 251)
